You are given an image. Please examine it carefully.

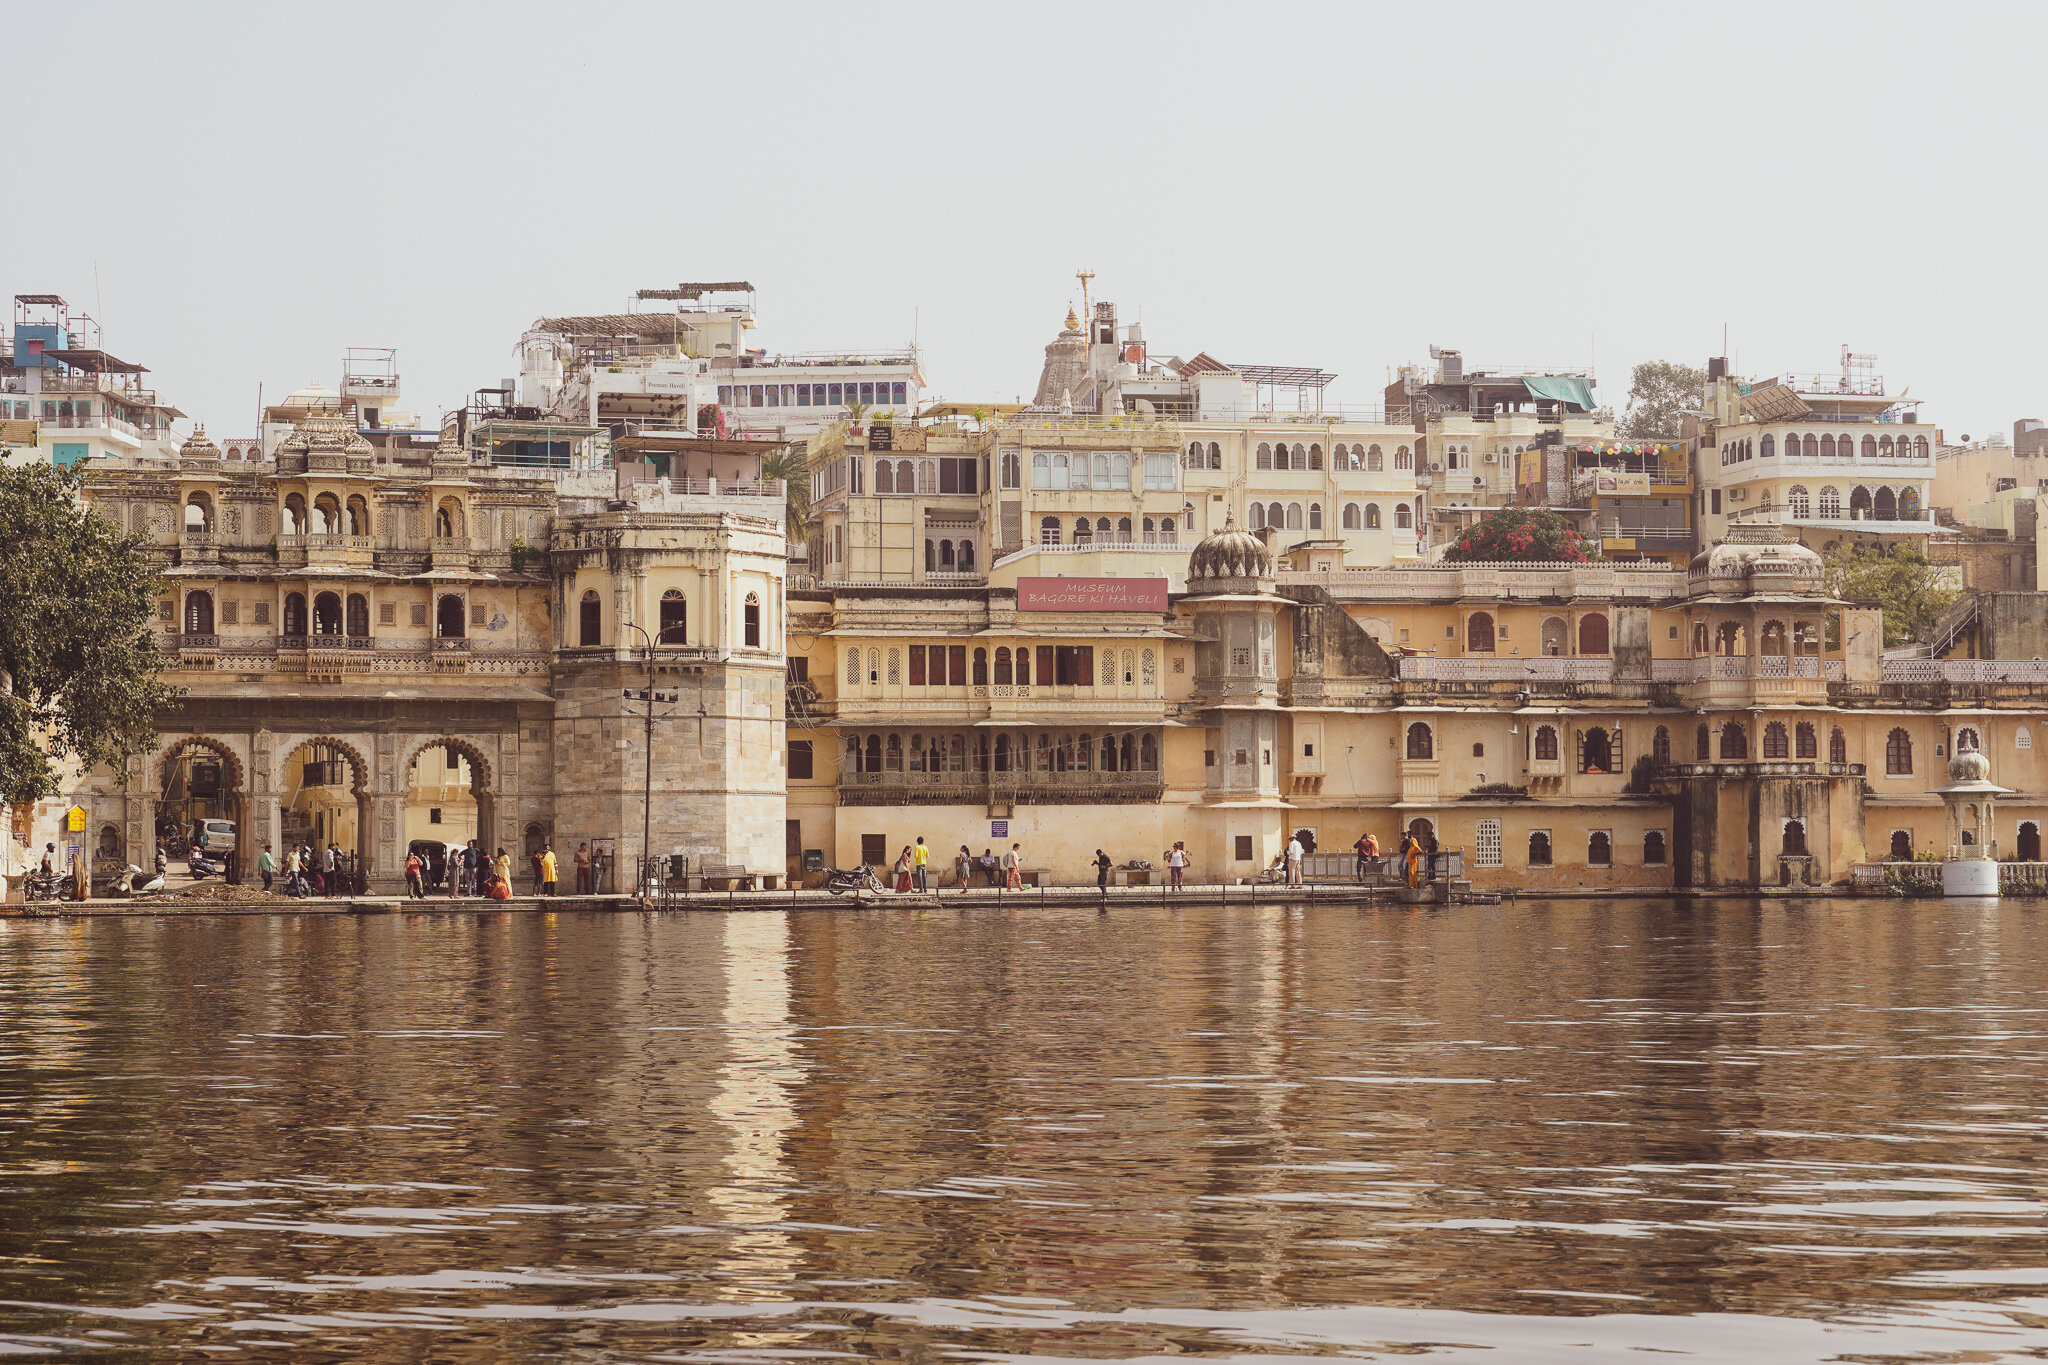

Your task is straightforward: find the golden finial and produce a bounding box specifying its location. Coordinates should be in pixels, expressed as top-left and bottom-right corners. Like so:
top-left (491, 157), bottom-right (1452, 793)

top-left (1064, 303), bottom-right (1080, 332)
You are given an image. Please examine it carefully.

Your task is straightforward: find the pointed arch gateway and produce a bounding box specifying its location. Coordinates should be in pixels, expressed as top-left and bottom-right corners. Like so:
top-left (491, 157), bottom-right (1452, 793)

top-left (403, 735), bottom-right (497, 875)
top-left (278, 733), bottom-right (376, 887)
top-left (154, 735), bottom-right (250, 884)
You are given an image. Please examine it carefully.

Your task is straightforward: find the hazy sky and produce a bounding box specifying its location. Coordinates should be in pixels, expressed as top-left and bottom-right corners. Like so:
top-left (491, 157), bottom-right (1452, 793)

top-left (8, 3), bottom-right (2046, 443)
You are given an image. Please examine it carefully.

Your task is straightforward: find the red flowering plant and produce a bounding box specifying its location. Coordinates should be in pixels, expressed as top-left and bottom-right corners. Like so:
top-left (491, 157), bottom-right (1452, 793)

top-left (1439, 507), bottom-right (1594, 564)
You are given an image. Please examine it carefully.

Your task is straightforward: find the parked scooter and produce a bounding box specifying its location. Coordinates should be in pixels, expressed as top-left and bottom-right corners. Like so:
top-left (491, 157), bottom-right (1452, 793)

top-left (823, 863), bottom-right (884, 896)
top-left (187, 851), bottom-right (226, 881)
top-left (115, 863), bottom-right (166, 897)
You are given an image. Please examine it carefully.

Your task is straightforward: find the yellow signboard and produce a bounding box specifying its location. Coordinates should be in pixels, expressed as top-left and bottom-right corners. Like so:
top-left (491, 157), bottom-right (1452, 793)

top-left (67, 805), bottom-right (86, 832)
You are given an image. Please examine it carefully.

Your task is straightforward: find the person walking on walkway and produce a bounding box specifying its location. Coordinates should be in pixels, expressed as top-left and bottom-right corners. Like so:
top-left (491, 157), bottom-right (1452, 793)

top-left (493, 847), bottom-right (512, 892)
top-left (894, 846), bottom-right (914, 894)
top-left (1094, 848), bottom-right (1113, 892)
top-left (258, 844), bottom-right (274, 893)
top-left (955, 845), bottom-right (972, 895)
top-left (540, 844), bottom-right (559, 896)
top-left (912, 837), bottom-right (930, 893)
top-left (574, 842), bottom-right (591, 895)
top-left (1167, 841), bottom-right (1187, 891)
top-left (1004, 843), bottom-right (1022, 890)
top-left (405, 850), bottom-right (424, 899)
top-left (1286, 833), bottom-right (1305, 886)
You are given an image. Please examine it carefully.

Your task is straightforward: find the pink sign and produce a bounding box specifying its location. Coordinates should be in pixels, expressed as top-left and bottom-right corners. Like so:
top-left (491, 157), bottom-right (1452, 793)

top-left (1017, 576), bottom-right (1170, 612)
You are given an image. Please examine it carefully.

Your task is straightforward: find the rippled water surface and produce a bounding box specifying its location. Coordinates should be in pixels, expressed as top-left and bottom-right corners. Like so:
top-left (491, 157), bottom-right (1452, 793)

top-left (11, 900), bottom-right (2048, 1360)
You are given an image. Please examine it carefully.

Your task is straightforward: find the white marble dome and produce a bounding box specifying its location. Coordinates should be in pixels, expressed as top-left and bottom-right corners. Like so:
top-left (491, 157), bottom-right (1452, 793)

top-left (1188, 514), bottom-right (1272, 582)
top-left (1688, 525), bottom-right (1824, 594)
top-left (1949, 742), bottom-right (1992, 784)
top-left (177, 425), bottom-right (220, 460)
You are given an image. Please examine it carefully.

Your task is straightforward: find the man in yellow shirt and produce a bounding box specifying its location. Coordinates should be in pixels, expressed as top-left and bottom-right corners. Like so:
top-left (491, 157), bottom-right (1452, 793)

top-left (540, 844), bottom-right (559, 896)
top-left (912, 836), bottom-right (929, 892)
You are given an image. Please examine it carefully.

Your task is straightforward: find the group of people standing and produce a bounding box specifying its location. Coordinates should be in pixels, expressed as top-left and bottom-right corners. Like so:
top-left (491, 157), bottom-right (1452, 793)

top-left (405, 840), bottom-right (520, 900)
top-left (893, 837), bottom-right (1027, 893)
top-left (257, 842), bottom-right (350, 897)
top-left (879, 837), bottom-right (1194, 894)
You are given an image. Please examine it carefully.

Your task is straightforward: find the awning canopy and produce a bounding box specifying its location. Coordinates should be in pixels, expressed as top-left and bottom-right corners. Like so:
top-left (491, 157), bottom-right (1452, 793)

top-left (1523, 376), bottom-right (1596, 411)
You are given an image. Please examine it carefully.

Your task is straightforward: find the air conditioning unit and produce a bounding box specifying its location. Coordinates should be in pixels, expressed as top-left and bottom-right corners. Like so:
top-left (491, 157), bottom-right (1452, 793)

top-left (1728, 488), bottom-right (1745, 502)
top-left (1429, 461), bottom-right (1444, 473)
top-left (1483, 452), bottom-right (1499, 463)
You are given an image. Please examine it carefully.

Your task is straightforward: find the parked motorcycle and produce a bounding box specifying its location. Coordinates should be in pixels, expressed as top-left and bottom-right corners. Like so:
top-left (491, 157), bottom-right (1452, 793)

top-left (187, 852), bottom-right (226, 881)
top-left (823, 863), bottom-right (884, 896)
top-left (22, 870), bottom-right (65, 907)
top-left (115, 864), bottom-right (166, 898)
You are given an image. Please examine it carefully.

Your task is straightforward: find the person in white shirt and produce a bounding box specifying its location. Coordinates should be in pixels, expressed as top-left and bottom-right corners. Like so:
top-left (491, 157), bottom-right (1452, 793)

top-left (1166, 841), bottom-right (1188, 891)
top-left (1285, 834), bottom-right (1304, 886)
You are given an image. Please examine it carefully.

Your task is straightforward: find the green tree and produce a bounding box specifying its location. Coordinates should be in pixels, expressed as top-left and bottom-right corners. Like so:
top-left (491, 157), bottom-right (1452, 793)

top-left (759, 442), bottom-right (815, 543)
top-left (1822, 543), bottom-right (1960, 647)
top-left (1440, 507), bottom-right (1594, 564)
top-left (0, 462), bottom-right (182, 802)
top-left (1619, 360), bottom-right (1708, 440)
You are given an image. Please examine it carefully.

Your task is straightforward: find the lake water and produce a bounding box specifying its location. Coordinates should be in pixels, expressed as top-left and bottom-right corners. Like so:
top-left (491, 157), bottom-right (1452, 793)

top-left (8, 899), bottom-right (2048, 1361)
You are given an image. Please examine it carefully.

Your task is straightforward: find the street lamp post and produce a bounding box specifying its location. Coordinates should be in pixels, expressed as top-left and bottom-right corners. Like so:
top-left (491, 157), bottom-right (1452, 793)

top-left (621, 621), bottom-right (656, 893)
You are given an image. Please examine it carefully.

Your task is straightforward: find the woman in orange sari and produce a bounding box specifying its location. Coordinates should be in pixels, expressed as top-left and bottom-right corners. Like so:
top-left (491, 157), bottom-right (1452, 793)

top-left (1403, 832), bottom-right (1422, 888)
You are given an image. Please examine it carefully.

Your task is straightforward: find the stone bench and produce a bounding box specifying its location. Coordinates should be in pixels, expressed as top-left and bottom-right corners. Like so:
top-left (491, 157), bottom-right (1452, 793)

top-left (691, 864), bottom-right (758, 891)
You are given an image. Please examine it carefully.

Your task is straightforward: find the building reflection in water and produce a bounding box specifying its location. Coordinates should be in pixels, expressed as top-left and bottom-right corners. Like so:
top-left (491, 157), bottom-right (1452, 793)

top-left (705, 912), bottom-right (803, 1289)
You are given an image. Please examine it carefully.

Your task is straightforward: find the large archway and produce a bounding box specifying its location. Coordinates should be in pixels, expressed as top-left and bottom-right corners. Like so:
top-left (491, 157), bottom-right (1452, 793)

top-left (279, 736), bottom-right (372, 890)
top-left (404, 737), bottom-right (494, 891)
top-left (156, 737), bottom-right (248, 883)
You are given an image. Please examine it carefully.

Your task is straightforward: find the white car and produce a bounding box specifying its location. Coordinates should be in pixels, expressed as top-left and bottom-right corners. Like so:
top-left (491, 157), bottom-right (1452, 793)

top-left (194, 819), bottom-right (237, 854)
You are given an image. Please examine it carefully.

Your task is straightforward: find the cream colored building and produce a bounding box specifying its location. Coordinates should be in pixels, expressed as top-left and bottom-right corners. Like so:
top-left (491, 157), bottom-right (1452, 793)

top-left (73, 409), bottom-right (790, 892)
top-left (1693, 354), bottom-right (1941, 555)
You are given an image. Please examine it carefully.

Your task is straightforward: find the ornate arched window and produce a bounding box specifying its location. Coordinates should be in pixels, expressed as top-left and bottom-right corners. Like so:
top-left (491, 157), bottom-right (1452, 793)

top-left (1309, 503), bottom-right (1323, 531)
top-left (1830, 727), bottom-right (1846, 764)
top-left (314, 591), bottom-right (344, 636)
top-left (578, 590), bottom-right (600, 646)
top-left (1365, 503), bottom-right (1381, 529)
top-left (1644, 831), bottom-right (1667, 864)
top-left (1764, 722), bottom-right (1788, 758)
top-left (345, 593), bottom-right (369, 638)
top-left (183, 590), bottom-right (214, 635)
top-left (1818, 486), bottom-right (1842, 518)
top-left (1653, 726), bottom-right (1671, 764)
top-left (1405, 722), bottom-right (1434, 760)
top-left (1394, 503), bottom-right (1411, 529)
top-left (1535, 725), bottom-right (1559, 761)
top-left (1256, 443), bottom-right (1272, 470)
top-left (1788, 486), bottom-right (1810, 519)
top-left (1342, 503), bottom-right (1361, 530)
top-left (283, 592), bottom-right (306, 637)
top-left (1796, 721), bottom-right (1817, 759)
top-left (1467, 611), bottom-right (1495, 654)
top-left (1368, 444), bottom-right (1384, 471)
top-left (1578, 614), bottom-right (1609, 656)
top-left (1308, 443), bottom-right (1324, 471)
top-left (1721, 722), bottom-right (1748, 760)
top-left (660, 589), bottom-right (686, 644)
top-left (1696, 723), bottom-right (1711, 760)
